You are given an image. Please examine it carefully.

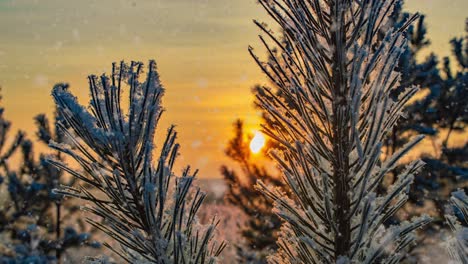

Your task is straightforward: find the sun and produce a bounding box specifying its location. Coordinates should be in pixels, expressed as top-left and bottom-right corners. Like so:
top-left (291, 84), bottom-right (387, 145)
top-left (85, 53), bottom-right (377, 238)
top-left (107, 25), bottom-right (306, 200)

top-left (249, 131), bottom-right (266, 154)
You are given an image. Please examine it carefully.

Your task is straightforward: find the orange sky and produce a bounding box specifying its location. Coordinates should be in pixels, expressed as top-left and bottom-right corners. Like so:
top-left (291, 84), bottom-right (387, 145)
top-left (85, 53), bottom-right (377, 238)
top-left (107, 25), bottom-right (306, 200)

top-left (0, 0), bottom-right (467, 178)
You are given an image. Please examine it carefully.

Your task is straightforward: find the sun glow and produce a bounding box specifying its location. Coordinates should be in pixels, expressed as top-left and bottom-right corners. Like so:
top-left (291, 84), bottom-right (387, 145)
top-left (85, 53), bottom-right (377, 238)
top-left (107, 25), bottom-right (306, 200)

top-left (249, 131), bottom-right (266, 154)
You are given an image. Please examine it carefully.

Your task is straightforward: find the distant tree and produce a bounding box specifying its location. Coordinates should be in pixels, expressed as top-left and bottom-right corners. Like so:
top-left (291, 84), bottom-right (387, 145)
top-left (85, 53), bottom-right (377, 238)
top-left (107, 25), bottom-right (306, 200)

top-left (0, 87), bottom-right (99, 264)
top-left (392, 19), bottom-right (468, 218)
top-left (220, 22), bottom-right (291, 264)
top-left (251, 0), bottom-right (431, 262)
top-left (352, 3), bottom-right (468, 228)
top-left (49, 60), bottom-right (225, 263)
top-left (383, 7), bottom-right (441, 159)
top-left (376, 1), bottom-right (445, 220)
top-left (221, 119), bottom-right (283, 263)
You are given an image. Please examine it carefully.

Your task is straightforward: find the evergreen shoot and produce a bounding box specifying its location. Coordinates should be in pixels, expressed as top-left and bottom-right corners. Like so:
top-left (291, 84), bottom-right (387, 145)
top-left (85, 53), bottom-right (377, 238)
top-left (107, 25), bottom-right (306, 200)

top-left (250, 0), bottom-right (432, 262)
top-left (445, 190), bottom-right (467, 263)
top-left (49, 61), bottom-right (225, 263)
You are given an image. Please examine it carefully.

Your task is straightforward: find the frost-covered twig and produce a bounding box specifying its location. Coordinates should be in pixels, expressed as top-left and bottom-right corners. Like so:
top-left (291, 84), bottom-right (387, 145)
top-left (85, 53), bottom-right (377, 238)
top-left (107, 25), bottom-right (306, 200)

top-left (49, 60), bottom-right (225, 263)
top-left (445, 190), bottom-right (468, 264)
top-left (250, 0), bottom-right (431, 263)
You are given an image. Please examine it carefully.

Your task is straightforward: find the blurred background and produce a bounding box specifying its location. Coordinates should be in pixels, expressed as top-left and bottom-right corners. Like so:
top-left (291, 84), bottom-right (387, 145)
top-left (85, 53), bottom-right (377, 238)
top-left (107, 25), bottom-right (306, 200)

top-left (0, 0), bottom-right (467, 179)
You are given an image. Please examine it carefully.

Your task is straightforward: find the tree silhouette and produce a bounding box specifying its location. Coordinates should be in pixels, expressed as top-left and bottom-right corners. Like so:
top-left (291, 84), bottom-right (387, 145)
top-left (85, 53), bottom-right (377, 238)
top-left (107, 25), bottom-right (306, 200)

top-left (221, 120), bottom-right (283, 263)
top-left (0, 87), bottom-right (99, 263)
top-left (411, 19), bottom-right (468, 216)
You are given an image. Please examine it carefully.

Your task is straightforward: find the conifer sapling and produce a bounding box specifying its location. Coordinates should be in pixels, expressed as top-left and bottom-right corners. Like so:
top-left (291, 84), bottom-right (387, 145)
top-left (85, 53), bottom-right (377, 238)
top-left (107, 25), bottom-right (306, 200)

top-left (250, 0), bottom-right (432, 262)
top-left (49, 60), bottom-right (225, 263)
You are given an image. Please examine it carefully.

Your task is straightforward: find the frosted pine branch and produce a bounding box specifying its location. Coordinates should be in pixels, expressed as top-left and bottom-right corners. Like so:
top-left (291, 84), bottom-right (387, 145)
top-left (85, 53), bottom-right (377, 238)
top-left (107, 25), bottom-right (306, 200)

top-left (251, 0), bottom-right (431, 263)
top-left (445, 190), bottom-right (468, 264)
top-left (48, 60), bottom-right (225, 263)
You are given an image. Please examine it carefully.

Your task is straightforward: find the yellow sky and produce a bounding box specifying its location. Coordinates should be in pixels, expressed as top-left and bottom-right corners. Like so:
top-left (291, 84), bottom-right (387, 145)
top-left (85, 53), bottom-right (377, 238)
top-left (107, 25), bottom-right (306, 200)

top-left (0, 0), bottom-right (467, 178)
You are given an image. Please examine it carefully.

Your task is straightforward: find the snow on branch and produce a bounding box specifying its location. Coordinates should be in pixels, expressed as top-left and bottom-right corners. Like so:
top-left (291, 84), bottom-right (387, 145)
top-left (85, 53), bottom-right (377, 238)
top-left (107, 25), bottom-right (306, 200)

top-left (445, 190), bottom-right (468, 263)
top-left (49, 61), bottom-right (225, 263)
top-left (251, 0), bottom-right (431, 262)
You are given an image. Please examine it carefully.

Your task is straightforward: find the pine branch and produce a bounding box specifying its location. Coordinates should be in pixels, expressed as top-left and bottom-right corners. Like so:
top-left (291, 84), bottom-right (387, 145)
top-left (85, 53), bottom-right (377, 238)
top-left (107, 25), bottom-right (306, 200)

top-left (49, 60), bottom-right (225, 263)
top-left (444, 190), bottom-right (468, 263)
top-left (251, 0), bottom-right (431, 262)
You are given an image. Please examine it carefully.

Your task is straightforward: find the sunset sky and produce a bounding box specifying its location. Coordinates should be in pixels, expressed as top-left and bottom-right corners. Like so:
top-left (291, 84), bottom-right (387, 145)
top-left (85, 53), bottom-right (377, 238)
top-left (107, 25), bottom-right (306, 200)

top-left (0, 0), bottom-right (467, 178)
